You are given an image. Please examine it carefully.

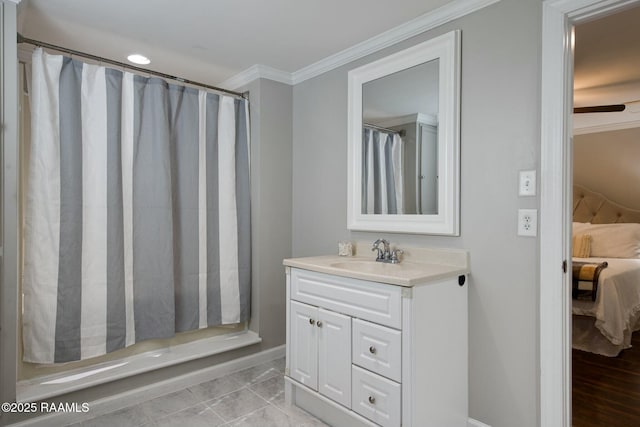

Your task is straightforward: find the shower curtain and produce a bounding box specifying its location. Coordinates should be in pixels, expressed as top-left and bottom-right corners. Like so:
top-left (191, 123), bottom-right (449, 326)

top-left (362, 127), bottom-right (404, 214)
top-left (22, 49), bottom-right (251, 364)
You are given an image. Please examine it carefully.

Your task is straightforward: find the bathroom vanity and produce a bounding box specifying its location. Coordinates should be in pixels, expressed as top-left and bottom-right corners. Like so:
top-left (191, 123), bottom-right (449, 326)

top-left (283, 245), bottom-right (469, 427)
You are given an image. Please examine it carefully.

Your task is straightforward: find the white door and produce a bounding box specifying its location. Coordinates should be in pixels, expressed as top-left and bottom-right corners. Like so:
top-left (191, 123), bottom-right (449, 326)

top-left (317, 308), bottom-right (352, 407)
top-left (290, 300), bottom-right (318, 390)
top-left (418, 123), bottom-right (438, 215)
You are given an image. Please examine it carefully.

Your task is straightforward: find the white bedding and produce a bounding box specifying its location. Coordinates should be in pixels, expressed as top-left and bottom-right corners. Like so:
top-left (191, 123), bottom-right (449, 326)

top-left (572, 257), bottom-right (640, 356)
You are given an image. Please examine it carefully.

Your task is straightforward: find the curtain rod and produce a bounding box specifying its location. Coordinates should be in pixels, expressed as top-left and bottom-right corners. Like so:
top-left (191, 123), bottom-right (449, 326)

top-left (364, 123), bottom-right (406, 137)
top-left (17, 33), bottom-right (248, 100)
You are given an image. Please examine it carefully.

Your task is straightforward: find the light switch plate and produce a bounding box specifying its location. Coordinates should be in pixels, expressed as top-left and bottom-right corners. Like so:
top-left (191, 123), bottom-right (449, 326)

top-left (519, 170), bottom-right (536, 196)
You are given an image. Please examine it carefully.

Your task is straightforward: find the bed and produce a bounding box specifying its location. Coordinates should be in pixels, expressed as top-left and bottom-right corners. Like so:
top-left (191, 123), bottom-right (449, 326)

top-left (572, 185), bottom-right (640, 356)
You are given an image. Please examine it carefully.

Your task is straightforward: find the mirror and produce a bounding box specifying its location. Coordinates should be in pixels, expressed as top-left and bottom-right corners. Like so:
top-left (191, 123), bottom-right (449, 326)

top-left (347, 30), bottom-right (460, 235)
top-left (362, 60), bottom-right (439, 215)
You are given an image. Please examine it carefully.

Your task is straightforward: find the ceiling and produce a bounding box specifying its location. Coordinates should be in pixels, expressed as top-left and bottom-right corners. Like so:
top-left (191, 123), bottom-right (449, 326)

top-left (573, 4), bottom-right (640, 131)
top-left (574, 4), bottom-right (640, 108)
top-left (15, 1), bottom-right (640, 115)
top-left (17, 0), bottom-right (456, 87)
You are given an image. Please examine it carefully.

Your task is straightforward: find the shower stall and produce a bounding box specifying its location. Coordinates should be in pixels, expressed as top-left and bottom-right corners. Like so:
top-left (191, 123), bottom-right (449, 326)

top-left (14, 43), bottom-right (255, 402)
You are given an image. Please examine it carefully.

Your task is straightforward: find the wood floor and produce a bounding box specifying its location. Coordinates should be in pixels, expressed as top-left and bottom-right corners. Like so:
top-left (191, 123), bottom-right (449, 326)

top-left (573, 332), bottom-right (640, 426)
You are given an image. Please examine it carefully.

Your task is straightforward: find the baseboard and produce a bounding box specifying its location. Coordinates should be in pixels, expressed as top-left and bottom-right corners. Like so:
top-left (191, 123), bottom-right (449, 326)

top-left (468, 417), bottom-right (492, 427)
top-left (8, 345), bottom-right (285, 427)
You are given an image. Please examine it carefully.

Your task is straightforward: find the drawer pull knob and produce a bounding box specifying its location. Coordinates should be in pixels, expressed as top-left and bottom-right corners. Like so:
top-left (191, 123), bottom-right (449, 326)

top-left (316, 321), bottom-right (323, 327)
top-left (368, 396), bottom-right (376, 404)
top-left (309, 319), bottom-right (315, 325)
top-left (369, 346), bottom-right (377, 354)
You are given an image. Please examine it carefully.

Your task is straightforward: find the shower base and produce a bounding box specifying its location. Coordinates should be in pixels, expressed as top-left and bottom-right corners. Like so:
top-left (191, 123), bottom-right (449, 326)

top-left (17, 330), bottom-right (261, 402)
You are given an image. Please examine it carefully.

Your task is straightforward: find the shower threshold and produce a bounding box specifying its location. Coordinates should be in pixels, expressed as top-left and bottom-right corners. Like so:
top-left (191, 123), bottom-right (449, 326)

top-left (17, 330), bottom-right (261, 403)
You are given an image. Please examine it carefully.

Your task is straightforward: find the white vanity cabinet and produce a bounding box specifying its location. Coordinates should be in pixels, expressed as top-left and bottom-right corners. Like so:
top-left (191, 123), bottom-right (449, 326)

top-left (284, 261), bottom-right (468, 427)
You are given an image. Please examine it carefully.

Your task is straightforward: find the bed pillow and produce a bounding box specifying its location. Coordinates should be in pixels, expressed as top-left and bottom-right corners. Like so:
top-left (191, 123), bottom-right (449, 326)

top-left (573, 222), bottom-right (591, 237)
top-left (579, 223), bottom-right (640, 258)
top-left (572, 234), bottom-right (591, 258)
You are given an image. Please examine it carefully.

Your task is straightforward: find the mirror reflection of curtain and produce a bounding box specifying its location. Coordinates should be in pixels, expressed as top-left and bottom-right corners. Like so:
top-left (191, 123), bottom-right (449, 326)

top-left (362, 127), bottom-right (404, 214)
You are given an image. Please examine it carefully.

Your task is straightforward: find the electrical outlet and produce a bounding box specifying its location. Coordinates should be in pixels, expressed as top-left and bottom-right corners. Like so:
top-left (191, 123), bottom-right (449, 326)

top-left (519, 170), bottom-right (536, 196)
top-left (518, 209), bottom-right (537, 237)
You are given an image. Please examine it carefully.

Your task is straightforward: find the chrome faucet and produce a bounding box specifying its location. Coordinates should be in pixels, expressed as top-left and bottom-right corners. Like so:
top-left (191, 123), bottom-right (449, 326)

top-left (371, 239), bottom-right (403, 264)
top-left (372, 239), bottom-right (390, 261)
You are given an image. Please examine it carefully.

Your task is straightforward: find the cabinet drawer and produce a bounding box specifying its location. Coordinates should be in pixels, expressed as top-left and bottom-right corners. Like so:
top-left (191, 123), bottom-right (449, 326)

top-left (352, 365), bottom-right (401, 427)
top-left (291, 269), bottom-right (402, 328)
top-left (352, 319), bottom-right (401, 382)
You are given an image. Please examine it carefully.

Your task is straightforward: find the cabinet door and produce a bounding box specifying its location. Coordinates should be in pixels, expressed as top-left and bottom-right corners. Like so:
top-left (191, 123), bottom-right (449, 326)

top-left (290, 301), bottom-right (318, 390)
top-left (317, 308), bottom-right (352, 408)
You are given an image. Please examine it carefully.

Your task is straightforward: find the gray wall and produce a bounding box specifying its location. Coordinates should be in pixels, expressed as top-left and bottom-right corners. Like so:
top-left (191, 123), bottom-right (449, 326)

top-left (242, 78), bottom-right (293, 347)
top-left (292, 1), bottom-right (541, 426)
top-left (574, 127), bottom-right (640, 210)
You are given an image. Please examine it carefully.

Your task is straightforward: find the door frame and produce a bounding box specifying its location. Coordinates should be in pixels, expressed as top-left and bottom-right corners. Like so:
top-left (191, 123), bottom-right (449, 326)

top-left (540, 0), bottom-right (640, 425)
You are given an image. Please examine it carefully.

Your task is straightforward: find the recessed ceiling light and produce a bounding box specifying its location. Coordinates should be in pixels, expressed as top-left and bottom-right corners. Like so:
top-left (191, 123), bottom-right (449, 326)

top-left (127, 54), bottom-right (150, 65)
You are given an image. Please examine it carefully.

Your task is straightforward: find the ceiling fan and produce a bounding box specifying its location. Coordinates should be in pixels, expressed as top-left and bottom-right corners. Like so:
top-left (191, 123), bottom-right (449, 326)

top-left (573, 100), bottom-right (640, 114)
top-left (573, 104), bottom-right (625, 113)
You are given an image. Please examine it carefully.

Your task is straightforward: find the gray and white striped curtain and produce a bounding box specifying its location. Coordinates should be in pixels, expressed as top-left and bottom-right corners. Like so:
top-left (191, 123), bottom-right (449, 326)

top-left (23, 49), bottom-right (251, 363)
top-left (362, 127), bottom-right (404, 214)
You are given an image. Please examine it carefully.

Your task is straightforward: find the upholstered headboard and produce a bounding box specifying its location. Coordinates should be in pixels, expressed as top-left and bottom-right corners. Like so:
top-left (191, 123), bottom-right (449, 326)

top-left (574, 185), bottom-right (640, 224)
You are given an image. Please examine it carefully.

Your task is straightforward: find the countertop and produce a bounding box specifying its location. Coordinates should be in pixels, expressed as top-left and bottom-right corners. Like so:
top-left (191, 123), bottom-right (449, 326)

top-left (283, 246), bottom-right (469, 287)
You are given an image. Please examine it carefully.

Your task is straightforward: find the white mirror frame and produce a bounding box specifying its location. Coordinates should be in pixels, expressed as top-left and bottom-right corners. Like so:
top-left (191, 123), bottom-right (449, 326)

top-left (347, 30), bottom-right (461, 235)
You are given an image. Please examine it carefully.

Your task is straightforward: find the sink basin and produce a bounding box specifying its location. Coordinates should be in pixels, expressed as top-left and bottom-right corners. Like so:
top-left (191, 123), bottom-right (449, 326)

top-left (329, 260), bottom-right (423, 275)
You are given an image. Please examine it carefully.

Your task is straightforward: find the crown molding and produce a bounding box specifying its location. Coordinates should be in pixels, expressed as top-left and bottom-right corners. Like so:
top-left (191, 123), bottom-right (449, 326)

top-left (291, 0), bottom-right (499, 85)
top-left (221, 0), bottom-right (500, 90)
top-left (220, 64), bottom-right (292, 90)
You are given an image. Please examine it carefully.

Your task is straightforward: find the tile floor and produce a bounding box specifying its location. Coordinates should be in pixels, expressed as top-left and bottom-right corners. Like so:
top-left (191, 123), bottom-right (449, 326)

top-left (67, 358), bottom-right (328, 427)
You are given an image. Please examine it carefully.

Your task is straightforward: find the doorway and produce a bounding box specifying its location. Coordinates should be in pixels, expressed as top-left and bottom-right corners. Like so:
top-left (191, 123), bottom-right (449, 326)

top-left (571, 5), bottom-right (640, 425)
top-left (540, 0), bottom-right (640, 426)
